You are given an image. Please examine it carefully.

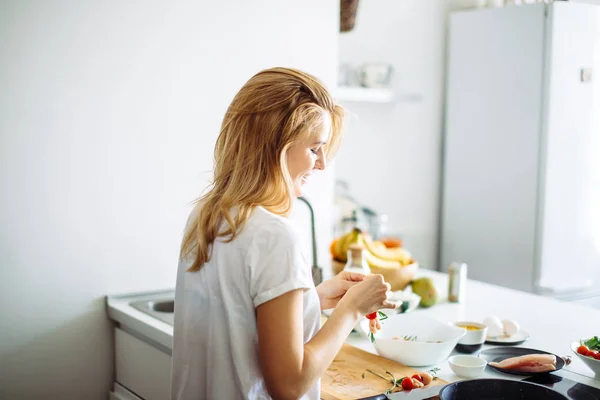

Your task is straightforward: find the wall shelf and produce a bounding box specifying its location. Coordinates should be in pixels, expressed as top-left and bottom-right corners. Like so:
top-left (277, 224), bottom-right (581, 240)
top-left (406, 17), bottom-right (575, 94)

top-left (335, 86), bottom-right (422, 104)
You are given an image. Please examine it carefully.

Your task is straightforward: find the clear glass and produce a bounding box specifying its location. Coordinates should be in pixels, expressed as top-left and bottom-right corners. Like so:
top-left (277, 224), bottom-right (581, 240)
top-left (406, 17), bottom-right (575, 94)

top-left (344, 248), bottom-right (371, 274)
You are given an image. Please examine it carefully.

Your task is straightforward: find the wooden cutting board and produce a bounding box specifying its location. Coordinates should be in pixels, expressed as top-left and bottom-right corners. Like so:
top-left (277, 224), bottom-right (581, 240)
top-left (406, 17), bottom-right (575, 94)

top-left (321, 344), bottom-right (447, 400)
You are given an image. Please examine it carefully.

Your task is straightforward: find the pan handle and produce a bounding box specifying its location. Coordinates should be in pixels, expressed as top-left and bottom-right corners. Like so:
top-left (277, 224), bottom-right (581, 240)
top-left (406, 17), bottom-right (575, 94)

top-left (356, 395), bottom-right (388, 400)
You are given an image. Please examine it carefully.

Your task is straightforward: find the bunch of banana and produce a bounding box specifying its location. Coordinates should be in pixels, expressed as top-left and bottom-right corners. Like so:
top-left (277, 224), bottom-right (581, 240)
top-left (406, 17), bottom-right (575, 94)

top-left (330, 228), bottom-right (417, 291)
top-left (332, 228), bottom-right (412, 266)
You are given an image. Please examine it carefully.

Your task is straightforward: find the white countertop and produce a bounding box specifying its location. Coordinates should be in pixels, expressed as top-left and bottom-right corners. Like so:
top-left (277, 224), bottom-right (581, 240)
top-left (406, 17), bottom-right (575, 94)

top-left (106, 269), bottom-right (600, 388)
top-left (106, 288), bottom-right (175, 350)
top-left (345, 269), bottom-right (600, 389)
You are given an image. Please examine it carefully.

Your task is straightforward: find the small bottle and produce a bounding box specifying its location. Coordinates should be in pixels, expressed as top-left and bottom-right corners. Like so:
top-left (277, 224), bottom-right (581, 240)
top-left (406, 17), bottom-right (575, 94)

top-left (344, 244), bottom-right (371, 275)
top-left (448, 262), bottom-right (468, 303)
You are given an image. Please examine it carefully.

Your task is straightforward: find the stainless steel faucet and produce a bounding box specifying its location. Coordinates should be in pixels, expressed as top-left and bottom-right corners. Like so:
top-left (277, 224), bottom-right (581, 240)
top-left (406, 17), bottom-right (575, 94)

top-left (297, 196), bottom-right (323, 286)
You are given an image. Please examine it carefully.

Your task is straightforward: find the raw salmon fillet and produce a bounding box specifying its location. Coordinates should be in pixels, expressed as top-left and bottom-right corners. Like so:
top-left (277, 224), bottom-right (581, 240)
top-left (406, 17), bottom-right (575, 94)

top-left (489, 354), bottom-right (556, 373)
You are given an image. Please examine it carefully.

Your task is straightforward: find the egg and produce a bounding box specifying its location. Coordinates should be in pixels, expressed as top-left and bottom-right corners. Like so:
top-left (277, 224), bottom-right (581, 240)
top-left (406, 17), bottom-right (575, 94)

top-left (483, 316), bottom-right (503, 337)
top-left (502, 319), bottom-right (520, 337)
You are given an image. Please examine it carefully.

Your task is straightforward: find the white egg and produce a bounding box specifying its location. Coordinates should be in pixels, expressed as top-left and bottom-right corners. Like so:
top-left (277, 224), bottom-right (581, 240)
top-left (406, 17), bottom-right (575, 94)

top-left (483, 316), bottom-right (503, 337)
top-left (502, 319), bottom-right (520, 337)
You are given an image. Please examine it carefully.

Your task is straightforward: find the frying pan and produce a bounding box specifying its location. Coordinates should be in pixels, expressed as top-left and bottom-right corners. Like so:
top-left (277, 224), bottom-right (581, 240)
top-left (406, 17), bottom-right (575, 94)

top-left (439, 378), bottom-right (568, 400)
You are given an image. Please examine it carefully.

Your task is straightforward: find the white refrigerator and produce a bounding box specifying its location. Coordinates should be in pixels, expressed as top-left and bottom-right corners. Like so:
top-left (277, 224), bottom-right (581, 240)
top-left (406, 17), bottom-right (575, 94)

top-left (440, 2), bottom-right (600, 300)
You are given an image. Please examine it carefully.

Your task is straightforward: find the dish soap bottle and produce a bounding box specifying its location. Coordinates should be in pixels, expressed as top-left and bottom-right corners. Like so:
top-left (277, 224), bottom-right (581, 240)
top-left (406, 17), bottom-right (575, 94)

top-left (344, 244), bottom-right (371, 274)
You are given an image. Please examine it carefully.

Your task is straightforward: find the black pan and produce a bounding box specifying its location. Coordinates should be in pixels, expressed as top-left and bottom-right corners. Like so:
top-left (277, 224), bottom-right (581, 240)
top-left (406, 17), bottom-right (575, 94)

top-left (439, 379), bottom-right (568, 400)
top-left (478, 347), bottom-right (565, 376)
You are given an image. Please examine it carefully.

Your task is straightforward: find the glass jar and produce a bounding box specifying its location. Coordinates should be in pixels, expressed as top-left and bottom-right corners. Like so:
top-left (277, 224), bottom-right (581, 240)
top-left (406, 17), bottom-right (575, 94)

top-left (344, 244), bottom-right (371, 275)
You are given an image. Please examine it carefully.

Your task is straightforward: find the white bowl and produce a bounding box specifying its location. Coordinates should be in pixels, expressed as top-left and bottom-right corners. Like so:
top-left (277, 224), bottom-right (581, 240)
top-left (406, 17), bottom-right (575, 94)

top-left (448, 355), bottom-right (487, 378)
top-left (571, 341), bottom-right (600, 376)
top-left (389, 290), bottom-right (421, 314)
top-left (359, 313), bottom-right (466, 367)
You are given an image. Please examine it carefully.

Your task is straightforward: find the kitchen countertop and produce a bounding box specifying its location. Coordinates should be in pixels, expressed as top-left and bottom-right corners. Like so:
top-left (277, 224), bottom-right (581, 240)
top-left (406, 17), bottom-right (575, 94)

top-left (106, 269), bottom-right (600, 389)
top-left (107, 288), bottom-right (174, 351)
top-left (345, 269), bottom-right (600, 390)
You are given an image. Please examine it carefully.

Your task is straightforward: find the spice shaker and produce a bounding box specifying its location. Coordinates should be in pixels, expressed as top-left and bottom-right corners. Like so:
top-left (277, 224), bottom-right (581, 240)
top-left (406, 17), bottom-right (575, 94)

top-left (448, 262), bottom-right (468, 303)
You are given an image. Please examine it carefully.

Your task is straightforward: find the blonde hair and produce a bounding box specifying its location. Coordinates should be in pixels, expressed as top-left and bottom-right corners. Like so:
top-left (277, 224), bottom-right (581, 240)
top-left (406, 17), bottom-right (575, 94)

top-left (181, 67), bottom-right (345, 272)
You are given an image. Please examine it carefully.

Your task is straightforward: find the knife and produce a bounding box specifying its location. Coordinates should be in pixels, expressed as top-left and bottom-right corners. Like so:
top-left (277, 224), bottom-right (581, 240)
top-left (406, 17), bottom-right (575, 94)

top-left (357, 384), bottom-right (444, 400)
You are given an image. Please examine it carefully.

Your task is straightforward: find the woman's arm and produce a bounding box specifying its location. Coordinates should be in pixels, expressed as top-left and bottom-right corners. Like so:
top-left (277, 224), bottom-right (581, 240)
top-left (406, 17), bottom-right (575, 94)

top-left (257, 274), bottom-right (393, 400)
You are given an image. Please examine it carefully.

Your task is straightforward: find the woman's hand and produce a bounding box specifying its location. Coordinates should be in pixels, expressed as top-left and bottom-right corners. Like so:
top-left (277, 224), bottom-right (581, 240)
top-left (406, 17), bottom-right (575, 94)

top-left (316, 271), bottom-right (365, 310)
top-left (337, 274), bottom-right (396, 316)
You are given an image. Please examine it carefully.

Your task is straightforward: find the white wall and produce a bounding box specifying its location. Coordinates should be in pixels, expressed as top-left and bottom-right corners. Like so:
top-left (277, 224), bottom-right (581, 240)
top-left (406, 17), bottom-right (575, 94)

top-left (297, 0), bottom-right (479, 276)
top-left (336, 0), bottom-right (477, 269)
top-left (0, 1), bottom-right (339, 398)
top-left (336, 0), bottom-right (599, 274)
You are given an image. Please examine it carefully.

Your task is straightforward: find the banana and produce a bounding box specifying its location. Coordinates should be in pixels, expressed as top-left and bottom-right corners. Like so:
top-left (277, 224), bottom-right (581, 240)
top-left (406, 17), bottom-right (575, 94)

top-left (334, 229), bottom-right (360, 262)
top-left (386, 248), bottom-right (413, 266)
top-left (332, 228), bottom-right (414, 266)
top-left (364, 251), bottom-right (402, 269)
top-left (360, 234), bottom-right (412, 265)
top-left (372, 240), bottom-right (388, 252)
top-left (366, 251), bottom-right (417, 291)
top-left (330, 228), bottom-right (418, 290)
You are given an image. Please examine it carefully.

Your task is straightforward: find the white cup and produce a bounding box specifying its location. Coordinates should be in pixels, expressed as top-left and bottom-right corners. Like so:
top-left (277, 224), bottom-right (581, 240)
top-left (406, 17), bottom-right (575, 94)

top-left (454, 321), bottom-right (488, 353)
top-left (358, 64), bottom-right (393, 88)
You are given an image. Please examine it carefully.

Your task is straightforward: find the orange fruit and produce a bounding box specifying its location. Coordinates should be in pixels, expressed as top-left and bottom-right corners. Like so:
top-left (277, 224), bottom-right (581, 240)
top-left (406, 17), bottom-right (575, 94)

top-left (330, 238), bottom-right (339, 259)
top-left (380, 237), bottom-right (403, 249)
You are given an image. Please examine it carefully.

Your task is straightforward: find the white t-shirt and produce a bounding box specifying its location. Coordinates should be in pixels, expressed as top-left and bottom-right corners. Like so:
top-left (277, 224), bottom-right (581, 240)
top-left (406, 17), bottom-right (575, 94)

top-left (171, 206), bottom-right (322, 400)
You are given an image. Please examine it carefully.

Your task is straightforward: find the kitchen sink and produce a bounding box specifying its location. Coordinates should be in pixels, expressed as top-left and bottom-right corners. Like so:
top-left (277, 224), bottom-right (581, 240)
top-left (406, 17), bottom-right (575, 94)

top-left (130, 298), bottom-right (174, 326)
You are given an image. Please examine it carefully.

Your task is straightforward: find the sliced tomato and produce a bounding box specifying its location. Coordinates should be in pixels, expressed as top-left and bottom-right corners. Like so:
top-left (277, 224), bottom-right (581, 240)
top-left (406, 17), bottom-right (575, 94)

top-left (366, 312), bottom-right (377, 320)
top-left (411, 374), bottom-right (423, 383)
top-left (401, 377), bottom-right (414, 391)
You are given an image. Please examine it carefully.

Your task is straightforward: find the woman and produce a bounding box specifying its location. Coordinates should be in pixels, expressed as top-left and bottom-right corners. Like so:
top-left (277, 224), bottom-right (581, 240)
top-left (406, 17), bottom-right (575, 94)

top-left (171, 67), bottom-right (394, 400)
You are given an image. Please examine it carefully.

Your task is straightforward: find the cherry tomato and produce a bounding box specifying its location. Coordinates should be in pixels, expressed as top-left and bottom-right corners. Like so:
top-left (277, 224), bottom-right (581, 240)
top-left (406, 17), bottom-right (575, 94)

top-left (411, 374), bottom-right (423, 383)
top-left (588, 350), bottom-right (599, 359)
top-left (366, 312), bottom-right (377, 320)
top-left (593, 352), bottom-right (600, 361)
top-left (577, 345), bottom-right (590, 356)
top-left (401, 377), bottom-right (414, 391)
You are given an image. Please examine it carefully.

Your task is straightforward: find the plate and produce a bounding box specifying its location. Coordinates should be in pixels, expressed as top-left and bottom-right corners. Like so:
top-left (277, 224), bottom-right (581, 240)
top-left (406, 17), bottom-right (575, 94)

top-left (485, 330), bottom-right (530, 345)
top-left (478, 347), bottom-right (565, 376)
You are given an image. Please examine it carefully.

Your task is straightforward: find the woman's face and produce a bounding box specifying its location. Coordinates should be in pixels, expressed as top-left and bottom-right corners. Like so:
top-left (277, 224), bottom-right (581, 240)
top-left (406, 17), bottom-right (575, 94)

top-left (286, 113), bottom-right (331, 197)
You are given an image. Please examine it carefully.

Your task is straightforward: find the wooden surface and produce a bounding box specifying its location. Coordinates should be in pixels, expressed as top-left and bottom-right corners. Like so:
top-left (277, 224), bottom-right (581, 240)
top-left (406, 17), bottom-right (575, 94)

top-left (321, 344), bottom-right (447, 400)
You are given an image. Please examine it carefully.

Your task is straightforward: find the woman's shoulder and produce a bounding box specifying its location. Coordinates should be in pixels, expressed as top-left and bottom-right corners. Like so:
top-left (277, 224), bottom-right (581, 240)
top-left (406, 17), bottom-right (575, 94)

top-left (245, 207), bottom-right (300, 244)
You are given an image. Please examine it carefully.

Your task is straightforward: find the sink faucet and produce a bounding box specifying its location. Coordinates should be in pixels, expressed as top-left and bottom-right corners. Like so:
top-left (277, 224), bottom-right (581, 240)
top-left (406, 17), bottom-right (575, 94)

top-left (297, 196), bottom-right (323, 286)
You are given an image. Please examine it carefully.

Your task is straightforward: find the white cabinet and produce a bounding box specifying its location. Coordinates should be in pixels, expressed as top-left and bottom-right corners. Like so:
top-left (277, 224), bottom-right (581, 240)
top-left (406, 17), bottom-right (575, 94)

top-left (113, 328), bottom-right (172, 400)
top-left (110, 383), bottom-right (143, 400)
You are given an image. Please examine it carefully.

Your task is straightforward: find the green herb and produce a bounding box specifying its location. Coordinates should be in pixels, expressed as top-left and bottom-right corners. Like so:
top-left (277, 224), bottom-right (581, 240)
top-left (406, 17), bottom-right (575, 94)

top-left (403, 335), bottom-right (418, 341)
top-left (400, 302), bottom-right (410, 313)
top-left (583, 336), bottom-right (600, 351)
top-left (368, 332), bottom-right (375, 343)
top-left (364, 369), bottom-right (402, 394)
